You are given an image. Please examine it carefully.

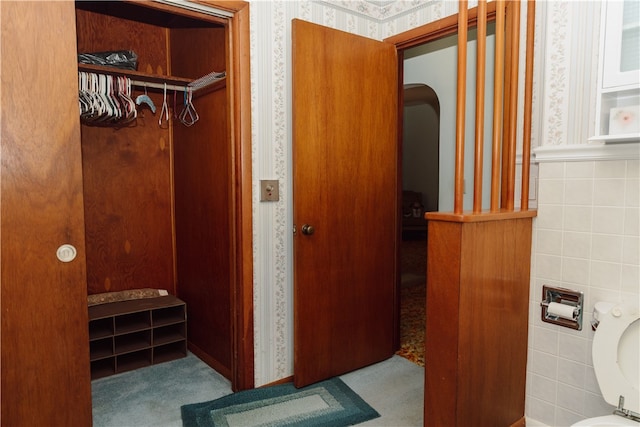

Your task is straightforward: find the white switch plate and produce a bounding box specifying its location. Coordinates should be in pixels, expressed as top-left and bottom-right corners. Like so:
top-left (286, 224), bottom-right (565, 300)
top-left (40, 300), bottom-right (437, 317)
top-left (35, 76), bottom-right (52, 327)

top-left (260, 180), bottom-right (279, 201)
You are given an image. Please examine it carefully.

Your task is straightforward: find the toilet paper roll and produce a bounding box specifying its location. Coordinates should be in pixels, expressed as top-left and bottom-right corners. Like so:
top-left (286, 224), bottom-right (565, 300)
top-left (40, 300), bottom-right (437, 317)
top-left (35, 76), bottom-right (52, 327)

top-left (547, 302), bottom-right (576, 320)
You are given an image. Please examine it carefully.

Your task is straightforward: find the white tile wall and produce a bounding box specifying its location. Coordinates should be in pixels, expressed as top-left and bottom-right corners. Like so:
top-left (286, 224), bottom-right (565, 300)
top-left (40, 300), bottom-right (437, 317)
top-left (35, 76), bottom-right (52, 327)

top-left (526, 159), bottom-right (640, 426)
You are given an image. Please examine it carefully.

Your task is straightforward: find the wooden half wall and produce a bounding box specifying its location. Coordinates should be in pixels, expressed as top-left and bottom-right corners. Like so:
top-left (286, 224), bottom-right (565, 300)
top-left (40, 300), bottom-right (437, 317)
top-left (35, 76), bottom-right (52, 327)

top-left (424, 212), bottom-right (534, 426)
top-left (395, 2), bottom-right (538, 424)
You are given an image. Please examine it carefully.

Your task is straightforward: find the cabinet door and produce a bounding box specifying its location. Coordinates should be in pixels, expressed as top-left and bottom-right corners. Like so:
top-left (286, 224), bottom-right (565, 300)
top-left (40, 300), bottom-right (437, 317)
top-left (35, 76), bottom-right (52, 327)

top-left (1, 2), bottom-right (92, 425)
top-left (601, 0), bottom-right (640, 88)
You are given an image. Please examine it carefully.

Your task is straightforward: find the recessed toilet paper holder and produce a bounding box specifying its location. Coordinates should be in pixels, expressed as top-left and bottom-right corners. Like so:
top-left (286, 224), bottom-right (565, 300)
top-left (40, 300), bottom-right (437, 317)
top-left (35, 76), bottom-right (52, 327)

top-left (540, 285), bottom-right (584, 330)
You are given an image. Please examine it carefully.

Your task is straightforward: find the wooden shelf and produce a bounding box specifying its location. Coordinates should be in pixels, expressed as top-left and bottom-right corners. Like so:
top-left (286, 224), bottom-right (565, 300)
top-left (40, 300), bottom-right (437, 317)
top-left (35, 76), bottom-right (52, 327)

top-left (78, 63), bottom-right (192, 86)
top-left (77, 63), bottom-right (227, 95)
top-left (88, 295), bottom-right (187, 380)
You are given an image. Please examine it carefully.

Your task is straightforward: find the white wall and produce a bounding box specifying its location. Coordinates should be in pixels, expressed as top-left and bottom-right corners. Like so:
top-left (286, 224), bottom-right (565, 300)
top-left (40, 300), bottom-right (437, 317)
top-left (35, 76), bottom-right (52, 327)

top-left (403, 102), bottom-right (439, 212)
top-left (403, 25), bottom-right (497, 212)
top-left (248, 2), bottom-right (640, 426)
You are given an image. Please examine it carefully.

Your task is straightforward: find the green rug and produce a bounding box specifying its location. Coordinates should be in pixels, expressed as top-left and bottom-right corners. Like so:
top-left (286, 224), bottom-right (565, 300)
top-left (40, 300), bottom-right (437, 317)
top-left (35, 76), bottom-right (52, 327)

top-left (180, 377), bottom-right (380, 427)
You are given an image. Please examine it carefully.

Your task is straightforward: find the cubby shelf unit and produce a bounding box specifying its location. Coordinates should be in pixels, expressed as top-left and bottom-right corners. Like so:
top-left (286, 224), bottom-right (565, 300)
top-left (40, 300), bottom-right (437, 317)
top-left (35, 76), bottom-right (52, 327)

top-left (88, 295), bottom-right (187, 380)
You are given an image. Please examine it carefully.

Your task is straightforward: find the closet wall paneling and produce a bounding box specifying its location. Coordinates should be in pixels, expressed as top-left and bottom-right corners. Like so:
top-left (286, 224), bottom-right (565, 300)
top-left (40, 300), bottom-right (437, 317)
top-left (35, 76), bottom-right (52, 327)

top-left (76, 6), bottom-right (176, 295)
top-left (1, 1), bottom-right (93, 425)
top-left (75, 2), bottom-right (236, 380)
top-left (172, 27), bottom-right (233, 377)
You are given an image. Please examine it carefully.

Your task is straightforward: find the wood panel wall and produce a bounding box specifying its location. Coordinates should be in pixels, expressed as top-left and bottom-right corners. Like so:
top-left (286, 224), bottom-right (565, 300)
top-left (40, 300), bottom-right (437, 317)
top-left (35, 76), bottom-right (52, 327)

top-left (77, 8), bottom-right (176, 295)
top-left (172, 27), bottom-right (233, 377)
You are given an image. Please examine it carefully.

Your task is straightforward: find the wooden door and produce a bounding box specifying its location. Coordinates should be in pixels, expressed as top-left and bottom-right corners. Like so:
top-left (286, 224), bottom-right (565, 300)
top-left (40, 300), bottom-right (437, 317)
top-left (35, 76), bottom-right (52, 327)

top-left (1, 2), bottom-right (93, 425)
top-left (292, 19), bottom-right (398, 387)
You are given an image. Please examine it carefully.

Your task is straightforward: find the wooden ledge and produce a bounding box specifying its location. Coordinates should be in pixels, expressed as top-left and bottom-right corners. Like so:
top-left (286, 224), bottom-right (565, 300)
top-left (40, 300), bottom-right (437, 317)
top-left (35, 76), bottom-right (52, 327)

top-left (425, 209), bottom-right (537, 223)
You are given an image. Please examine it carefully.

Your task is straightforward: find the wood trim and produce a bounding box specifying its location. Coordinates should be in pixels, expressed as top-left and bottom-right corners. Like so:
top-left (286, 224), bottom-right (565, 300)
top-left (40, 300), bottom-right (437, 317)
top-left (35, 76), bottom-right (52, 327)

top-left (385, 2), bottom-right (497, 49)
top-left (192, 0), bottom-right (248, 15)
top-left (259, 376), bottom-right (294, 388)
top-left (134, 0), bottom-right (229, 25)
top-left (395, 52), bottom-right (406, 352)
top-left (226, 0), bottom-right (255, 392)
top-left (425, 209), bottom-right (536, 223)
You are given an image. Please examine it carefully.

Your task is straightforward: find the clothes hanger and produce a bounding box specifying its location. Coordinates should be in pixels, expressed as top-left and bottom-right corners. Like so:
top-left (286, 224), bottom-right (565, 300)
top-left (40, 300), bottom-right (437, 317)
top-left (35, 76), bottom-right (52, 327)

top-left (135, 85), bottom-right (156, 113)
top-left (117, 76), bottom-right (137, 124)
top-left (159, 83), bottom-right (169, 126)
top-left (179, 87), bottom-right (198, 127)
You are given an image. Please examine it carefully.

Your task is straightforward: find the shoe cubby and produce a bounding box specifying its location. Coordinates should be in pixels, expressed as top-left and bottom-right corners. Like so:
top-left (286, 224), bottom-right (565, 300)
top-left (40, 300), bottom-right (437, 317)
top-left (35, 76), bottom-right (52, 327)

top-left (88, 295), bottom-right (187, 380)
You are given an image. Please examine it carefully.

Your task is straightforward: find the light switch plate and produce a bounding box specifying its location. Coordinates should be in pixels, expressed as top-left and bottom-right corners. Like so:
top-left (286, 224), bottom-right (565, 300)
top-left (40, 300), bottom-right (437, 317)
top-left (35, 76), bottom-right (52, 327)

top-left (260, 180), bottom-right (279, 201)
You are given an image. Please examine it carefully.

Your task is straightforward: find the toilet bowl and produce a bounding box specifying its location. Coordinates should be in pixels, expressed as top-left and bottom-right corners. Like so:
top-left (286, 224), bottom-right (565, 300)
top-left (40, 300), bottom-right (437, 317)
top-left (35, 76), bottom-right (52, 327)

top-left (572, 414), bottom-right (639, 426)
top-left (571, 302), bottom-right (639, 427)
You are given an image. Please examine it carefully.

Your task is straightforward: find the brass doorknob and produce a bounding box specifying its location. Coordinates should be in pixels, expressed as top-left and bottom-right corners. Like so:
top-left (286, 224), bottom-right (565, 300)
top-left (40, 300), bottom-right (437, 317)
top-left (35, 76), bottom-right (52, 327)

top-left (301, 224), bottom-right (315, 235)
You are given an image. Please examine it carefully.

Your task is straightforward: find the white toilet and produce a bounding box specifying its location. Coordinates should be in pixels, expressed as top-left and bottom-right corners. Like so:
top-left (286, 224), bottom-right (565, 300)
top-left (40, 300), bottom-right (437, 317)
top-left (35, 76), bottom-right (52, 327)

top-left (572, 302), bottom-right (640, 427)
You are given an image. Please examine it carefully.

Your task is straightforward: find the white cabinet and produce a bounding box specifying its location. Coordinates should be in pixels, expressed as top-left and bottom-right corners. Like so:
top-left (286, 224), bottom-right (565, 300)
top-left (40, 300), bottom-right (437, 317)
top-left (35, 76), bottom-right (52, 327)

top-left (593, 0), bottom-right (640, 141)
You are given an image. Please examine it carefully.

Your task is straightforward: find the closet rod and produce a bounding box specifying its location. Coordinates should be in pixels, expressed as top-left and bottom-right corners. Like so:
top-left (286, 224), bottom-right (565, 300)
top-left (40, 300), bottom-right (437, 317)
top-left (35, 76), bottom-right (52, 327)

top-left (130, 71), bottom-right (226, 93)
top-left (130, 79), bottom-right (190, 92)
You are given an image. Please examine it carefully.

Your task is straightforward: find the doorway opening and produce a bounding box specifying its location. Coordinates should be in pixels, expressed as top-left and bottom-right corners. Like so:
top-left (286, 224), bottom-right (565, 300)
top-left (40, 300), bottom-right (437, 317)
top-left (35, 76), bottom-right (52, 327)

top-left (397, 83), bottom-right (440, 367)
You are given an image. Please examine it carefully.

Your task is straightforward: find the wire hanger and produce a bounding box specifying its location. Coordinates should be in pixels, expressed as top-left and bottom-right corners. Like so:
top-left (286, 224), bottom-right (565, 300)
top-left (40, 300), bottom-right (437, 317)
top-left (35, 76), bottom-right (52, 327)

top-left (159, 83), bottom-right (169, 127)
top-left (179, 87), bottom-right (199, 127)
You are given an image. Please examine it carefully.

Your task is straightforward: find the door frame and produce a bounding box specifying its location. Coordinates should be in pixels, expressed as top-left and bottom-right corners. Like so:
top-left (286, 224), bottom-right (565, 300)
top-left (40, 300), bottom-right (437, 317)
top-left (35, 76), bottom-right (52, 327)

top-left (147, 0), bottom-right (254, 391)
top-left (385, 1), bottom-right (497, 353)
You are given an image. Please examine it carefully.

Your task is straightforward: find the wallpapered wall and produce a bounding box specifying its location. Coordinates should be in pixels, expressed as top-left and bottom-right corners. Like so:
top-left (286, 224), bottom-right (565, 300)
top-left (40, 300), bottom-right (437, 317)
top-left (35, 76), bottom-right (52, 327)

top-left (249, 0), bottom-right (462, 387)
top-left (248, 1), bottom-right (640, 425)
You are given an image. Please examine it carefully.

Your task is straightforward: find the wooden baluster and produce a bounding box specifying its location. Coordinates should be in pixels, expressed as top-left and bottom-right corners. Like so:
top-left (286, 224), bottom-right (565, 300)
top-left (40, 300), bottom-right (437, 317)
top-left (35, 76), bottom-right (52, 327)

top-left (521, 0), bottom-right (536, 211)
top-left (454, 0), bottom-right (468, 215)
top-left (491, 0), bottom-right (506, 213)
top-left (473, 0), bottom-right (487, 214)
top-left (503, 0), bottom-right (520, 211)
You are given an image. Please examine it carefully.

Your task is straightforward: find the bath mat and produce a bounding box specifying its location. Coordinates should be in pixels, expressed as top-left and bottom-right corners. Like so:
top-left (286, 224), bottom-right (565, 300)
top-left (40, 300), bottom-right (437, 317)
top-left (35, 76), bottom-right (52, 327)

top-left (180, 377), bottom-right (380, 427)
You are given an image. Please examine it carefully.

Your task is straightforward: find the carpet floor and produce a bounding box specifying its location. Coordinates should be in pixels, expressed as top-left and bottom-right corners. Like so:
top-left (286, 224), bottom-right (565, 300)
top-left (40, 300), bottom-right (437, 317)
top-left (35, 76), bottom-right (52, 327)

top-left (91, 239), bottom-right (427, 426)
top-left (92, 354), bottom-right (424, 426)
top-left (396, 238), bottom-right (427, 367)
top-left (396, 283), bottom-right (426, 367)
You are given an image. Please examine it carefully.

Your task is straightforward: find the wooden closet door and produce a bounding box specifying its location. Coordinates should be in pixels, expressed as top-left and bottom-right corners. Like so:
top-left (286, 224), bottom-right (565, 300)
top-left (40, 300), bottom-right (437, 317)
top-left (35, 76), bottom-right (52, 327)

top-left (1, 2), bottom-right (92, 425)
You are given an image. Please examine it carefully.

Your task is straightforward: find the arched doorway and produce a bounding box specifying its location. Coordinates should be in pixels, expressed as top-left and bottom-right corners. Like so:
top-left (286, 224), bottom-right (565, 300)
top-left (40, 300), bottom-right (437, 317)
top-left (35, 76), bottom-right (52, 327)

top-left (397, 83), bottom-right (439, 366)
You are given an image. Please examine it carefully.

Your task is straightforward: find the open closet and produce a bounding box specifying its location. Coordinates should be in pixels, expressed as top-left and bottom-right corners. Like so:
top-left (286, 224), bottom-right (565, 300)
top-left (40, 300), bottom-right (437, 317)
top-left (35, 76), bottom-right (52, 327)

top-left (76, 1), bottom-right (238, 381)
top-left (1, 1), bottom-right (252, 424)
